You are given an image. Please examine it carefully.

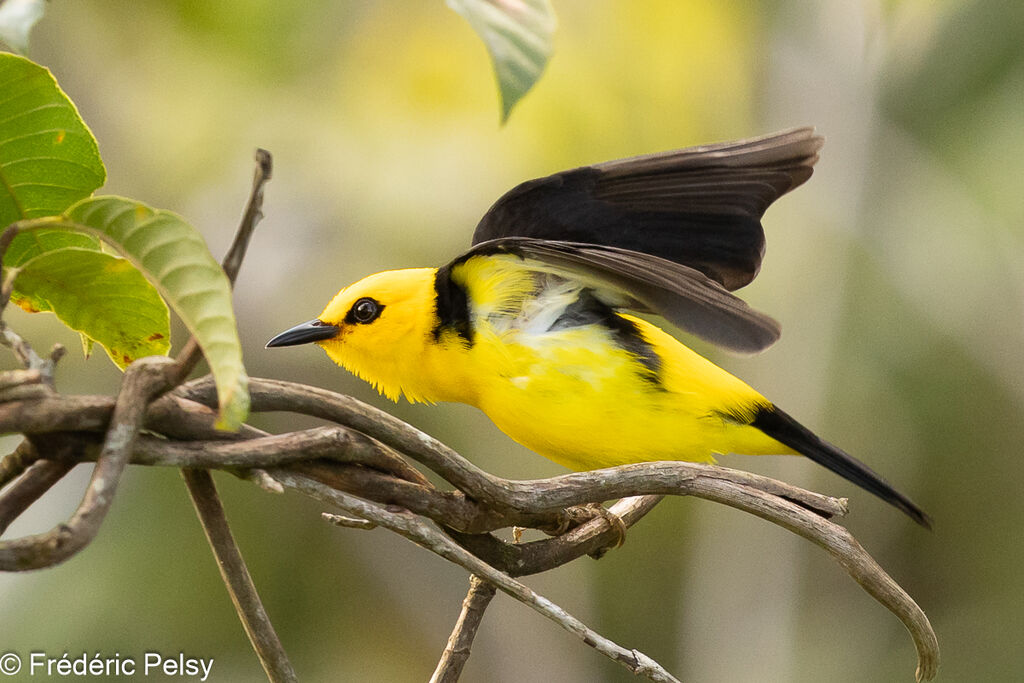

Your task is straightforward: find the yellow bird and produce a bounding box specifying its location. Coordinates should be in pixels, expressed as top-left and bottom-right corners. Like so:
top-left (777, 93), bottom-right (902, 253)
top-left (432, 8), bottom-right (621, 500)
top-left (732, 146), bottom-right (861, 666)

top-left (268, 128), bottom-right (930, 527)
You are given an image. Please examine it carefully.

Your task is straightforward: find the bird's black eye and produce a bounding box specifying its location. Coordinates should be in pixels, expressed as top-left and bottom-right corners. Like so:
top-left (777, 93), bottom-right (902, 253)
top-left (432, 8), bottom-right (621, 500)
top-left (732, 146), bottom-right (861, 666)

top-left (348, 297), bottom-right (383, 324)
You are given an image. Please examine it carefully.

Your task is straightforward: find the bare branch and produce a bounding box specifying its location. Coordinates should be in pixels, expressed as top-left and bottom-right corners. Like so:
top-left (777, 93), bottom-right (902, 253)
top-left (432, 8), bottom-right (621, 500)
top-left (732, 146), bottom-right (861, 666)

top-left (449, 495), bottom-right (666, 576)
top-left (0, 319), bottom-right (62, 389)
top-left (0, 456), bottom-right (75, 536)
top-left (178, 377), bottom-right (846, 518)
top-left (182, 469), bottom-right (297, 683)
top-left (222, 149), bottom-right (273, 283)
top-left (168, 148), bottom-right (272, 385)
top-left (134, 427), bottom-right (430, 486)
top-left (0, 356), bottom-right (173, 570)
top-left (0, 364), bottom-right (937, 679)
top-left (0, 390), bottom-right (263, 442)
top-left (272, 470), bottom-right (682, 683)
top-left (169, 149), bottom-right (296, 683)
top-left (690, 478), bottom-right (940, 681)
top-left (0, 437), bottom-right (39, 490)
top-left (430, 575), bottom-right (497, 683)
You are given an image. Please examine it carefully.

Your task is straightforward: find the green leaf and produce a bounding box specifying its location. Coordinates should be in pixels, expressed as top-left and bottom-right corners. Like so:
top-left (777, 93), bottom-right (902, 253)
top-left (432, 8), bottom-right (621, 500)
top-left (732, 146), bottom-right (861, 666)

top-left (5, 228), bottom-right (99, 267)
top-left (11, 247), bottom-right (170, 369)
top-left (0, 52), bottom-right (106, 230)
top-left (447, 0), bottom-right (555, 122)
top-left (62, 196), bottom-right (248, 429)
top-left (0, 0), bottom-right (46, 55)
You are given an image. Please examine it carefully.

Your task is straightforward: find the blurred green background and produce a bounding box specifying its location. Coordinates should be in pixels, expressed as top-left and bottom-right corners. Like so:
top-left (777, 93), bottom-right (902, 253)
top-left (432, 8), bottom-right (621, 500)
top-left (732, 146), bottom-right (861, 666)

top-left (2, 1), bottom-right (1023, 681)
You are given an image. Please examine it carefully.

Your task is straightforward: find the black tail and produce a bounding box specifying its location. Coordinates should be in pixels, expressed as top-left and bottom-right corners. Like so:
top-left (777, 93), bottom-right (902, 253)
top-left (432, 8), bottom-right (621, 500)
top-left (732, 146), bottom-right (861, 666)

top-left (752, 405), bottom-right (932, 528)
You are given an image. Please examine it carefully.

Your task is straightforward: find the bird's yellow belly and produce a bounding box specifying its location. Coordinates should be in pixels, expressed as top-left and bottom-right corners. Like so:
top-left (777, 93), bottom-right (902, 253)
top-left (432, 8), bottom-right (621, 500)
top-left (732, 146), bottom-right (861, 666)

top-left (470, 321), bottom-right (790, 471)
top-left (480, 383), bottom-right (717, 470)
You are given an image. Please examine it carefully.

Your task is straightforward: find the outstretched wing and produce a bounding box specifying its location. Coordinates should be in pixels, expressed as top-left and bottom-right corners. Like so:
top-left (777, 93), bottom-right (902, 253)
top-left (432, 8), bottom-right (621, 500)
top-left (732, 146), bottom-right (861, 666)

top-left (442, 239), bottom-right (780, 354)
top-left (471, 127), bottom-right (823, 291)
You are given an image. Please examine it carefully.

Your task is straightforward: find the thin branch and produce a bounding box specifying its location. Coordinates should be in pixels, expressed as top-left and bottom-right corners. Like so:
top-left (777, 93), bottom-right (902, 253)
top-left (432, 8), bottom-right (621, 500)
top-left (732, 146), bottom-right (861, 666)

top-left (0, 437), bottom-right (40, 490)
top-left (430, 575), bottom-right (497, 683)
top-left (0, 458), bottom-right (75, 536)
top-left (134, 427), bottom-right (430, 486)
top-left (0, 356), bottom-right (173, 570)
top-left (178, 377), bottom-right (847, 519)
top-left (168, 148), bottom-right (272, 385)
top-left (0, 367), bottom-right (937, 679)
top-left (222, 149), bottom-right (273, 283)
top-left (448, 495), bottom-right (666, 576)
top-left (171, 149), bottom-right (292, 683)
top-left (0, 390), bottom-right (264, 442)
top-left (688, 477), bottom-right (940, 682)
top-left (272, 470), bottom-right (681, 683)
top-left (182, 468), bottom-right (297, 683)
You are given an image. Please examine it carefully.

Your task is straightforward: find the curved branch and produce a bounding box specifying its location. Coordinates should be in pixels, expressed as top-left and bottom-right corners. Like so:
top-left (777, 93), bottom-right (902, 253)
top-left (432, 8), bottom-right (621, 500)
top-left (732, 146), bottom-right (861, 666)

top-left (0, 456), bottom-right (75, 536)
top-left (0, 356), bottom-right (173, 570)
top-left (0, 370), bottom-right (939, 680)
top-left (691, 477), bottom-right (939, 682)
top-left (272, 470), bottom-right (682, 683)
top-left (177, 377), bottom-right (846, 518)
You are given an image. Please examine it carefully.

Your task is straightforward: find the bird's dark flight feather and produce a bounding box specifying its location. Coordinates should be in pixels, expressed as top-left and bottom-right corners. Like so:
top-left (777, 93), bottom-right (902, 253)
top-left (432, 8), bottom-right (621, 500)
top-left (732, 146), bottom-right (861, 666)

top-left (751, 405), bottom-right (932, 528)
top-left (451, 238), bottom-right (781, 354)
top-left (472, 127), bottom-right (823, 291)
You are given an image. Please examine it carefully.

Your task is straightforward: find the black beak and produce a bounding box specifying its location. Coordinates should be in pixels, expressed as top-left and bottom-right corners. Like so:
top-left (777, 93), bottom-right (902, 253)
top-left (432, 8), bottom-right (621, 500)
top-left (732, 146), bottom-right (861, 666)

top-left (266, 319), bottom-right (339, 348)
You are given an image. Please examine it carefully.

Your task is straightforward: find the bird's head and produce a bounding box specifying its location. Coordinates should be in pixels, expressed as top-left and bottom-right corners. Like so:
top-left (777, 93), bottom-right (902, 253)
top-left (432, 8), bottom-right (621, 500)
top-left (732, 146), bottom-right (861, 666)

top-left (266, 267), bottom-right (441, 401)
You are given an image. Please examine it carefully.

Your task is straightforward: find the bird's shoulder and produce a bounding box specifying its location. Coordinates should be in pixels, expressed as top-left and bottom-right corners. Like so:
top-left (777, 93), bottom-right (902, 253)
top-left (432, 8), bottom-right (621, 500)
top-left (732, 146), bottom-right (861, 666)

top-left (435, 253), bottom-right (662, 376)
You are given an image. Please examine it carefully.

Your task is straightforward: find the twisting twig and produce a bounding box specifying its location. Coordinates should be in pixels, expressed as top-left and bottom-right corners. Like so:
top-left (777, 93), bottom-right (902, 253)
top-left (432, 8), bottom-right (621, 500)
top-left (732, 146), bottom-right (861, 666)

top-left (168, 148), bottom-right (272, 384)
top-left (0, 457), bottom-right (75, 536)
top-left (0, 366), bottom-right (938, 680)
top-left (691, 478), bottom-right (940, 682)
top-left (0, 355), bottom-right (173, 570)
top-left (177, 377), bottom-right (847, 518)
top-left (430, 575), bottom-right (498, 683)
top-left (272, 470), bottom-right (682, 683)
top-left (0, 436), bottom-right (39, 490)
top-left (182, 468), bottom-right (297, 683)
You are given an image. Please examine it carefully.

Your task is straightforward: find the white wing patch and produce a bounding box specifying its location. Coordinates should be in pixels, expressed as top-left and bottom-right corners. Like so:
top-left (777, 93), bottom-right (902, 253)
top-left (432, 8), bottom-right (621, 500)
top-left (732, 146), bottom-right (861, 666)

top-left (514, 275), bottom-right (585, 335)
top-left (462, 254), bottom-right (587, 339)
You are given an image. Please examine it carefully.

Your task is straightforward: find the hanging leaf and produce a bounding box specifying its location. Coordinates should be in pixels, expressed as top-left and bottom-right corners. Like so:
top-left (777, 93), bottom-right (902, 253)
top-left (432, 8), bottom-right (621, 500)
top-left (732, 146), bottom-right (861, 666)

top-left (447, 0), bottom-right (556, 122)
top-left (10, 247), bottom-right (170, 368)
top-left (0, 52), bottom-right (105, 233)
top-left (56, 196), bottom-right (248, 429)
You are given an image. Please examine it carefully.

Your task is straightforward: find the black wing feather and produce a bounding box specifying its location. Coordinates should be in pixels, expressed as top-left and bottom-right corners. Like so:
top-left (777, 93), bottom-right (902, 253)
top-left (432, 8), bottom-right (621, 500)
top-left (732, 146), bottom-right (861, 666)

top-left (472, 127), bottom-right (823, 291)
top-left (455, 238), bottom-right (781, 354)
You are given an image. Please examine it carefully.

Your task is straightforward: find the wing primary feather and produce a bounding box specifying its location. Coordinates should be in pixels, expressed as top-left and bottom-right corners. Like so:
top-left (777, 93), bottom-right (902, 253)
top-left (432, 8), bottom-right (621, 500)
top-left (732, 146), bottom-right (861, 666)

top-left (455, 239), bottom-right (781, 353)
top-left (472, 127), bottom-right (823, 291)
